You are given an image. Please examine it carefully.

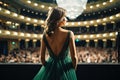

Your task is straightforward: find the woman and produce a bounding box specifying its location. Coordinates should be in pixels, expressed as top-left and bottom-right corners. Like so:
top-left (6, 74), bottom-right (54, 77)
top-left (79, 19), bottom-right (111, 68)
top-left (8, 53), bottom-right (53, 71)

top-left (33, 7), bottom-right (78, 80)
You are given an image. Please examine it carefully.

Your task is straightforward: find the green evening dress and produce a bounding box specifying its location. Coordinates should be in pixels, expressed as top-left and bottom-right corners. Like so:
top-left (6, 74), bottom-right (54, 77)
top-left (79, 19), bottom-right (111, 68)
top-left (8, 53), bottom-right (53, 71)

top-left (33, 31), bottom-right (77, 80)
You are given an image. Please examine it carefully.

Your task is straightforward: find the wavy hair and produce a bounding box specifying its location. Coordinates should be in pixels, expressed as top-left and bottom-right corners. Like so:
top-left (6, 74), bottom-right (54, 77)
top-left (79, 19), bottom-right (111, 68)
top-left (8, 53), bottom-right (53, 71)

top-left (44, 7), bottom-right (66, 37)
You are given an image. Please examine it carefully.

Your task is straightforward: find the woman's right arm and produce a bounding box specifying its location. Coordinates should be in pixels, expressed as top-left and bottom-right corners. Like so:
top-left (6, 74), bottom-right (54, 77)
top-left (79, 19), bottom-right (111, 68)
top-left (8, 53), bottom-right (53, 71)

top-left (69, 31), bottom-right (78, 70)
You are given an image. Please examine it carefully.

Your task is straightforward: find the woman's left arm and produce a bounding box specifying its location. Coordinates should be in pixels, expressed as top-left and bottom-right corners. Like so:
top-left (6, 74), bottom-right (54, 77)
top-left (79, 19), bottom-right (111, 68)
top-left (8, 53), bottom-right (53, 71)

top-left (40, 38), bottom-right (46, 66)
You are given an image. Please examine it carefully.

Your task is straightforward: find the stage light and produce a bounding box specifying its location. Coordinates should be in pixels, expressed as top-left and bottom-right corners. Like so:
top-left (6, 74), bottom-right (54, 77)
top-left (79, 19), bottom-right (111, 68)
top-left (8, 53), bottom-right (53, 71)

top-left (103, 39), bottom-right (107, 42)
top-left (103, 33), bottom-right (107, 37)
top-left (27, 0), bottom-right (31, 4)
top-left (103, 18), bottom-right (107, 21)
top-left (96, 19), bottom-right (100, 23)
top-left (94, 39), bottom-right (98, 42)
top-left (56, 0), bottom-right (88, 19)
top-left (33, 19), bottom-right (38, 23)
top-left (41, 5), bottom-right (45, 8)
top-left (109, 33), bottom-right (113, 36)
top-left (26, 33), bottom-right (31, 37)
top-left (13, 32), bottom-right (18, 35)
top-left (48, 7), bottom-right (52, 10)
top-left (34, 3), bottom-right (38, 6)
top-left (13, 13), bottom-right (18, 17)
top-left (103, 2), bottom-right (107, 5)
top-left (116, 14), bottom-right (120, 17)
top-left (90, 6), bottom-right (93, 9)
top-left (40, 20), bottom-right (44, 24)
top-left (84, 35), bottom-right (87, 38)
top-left (6, 31), bottom-right (10, 35)
top-left (33, 34), bottom-right (37, 37)
top-left (33, 39), bottom-right (37, 42)
top-left (26, 17), bottom-right (31, 21)
top-left (109, 0), bottom-right (114, 2)
top-left (115, 32), bottom-right (118, 35)
top-left (96, 4), bottom-right (100, 7)
top-left (5, 10), bottom-right (10, 14)
top-left (90, 35), bottom-right (94, 38)
top-left (75, 39), bottom-right (79, 42)
top-left (78, 22), bottom-right (81, 25)
top-left (20, 15), bottom-right (25, 19)
top-left (109, 16), bottom-right (114, 19)
top-left (12, 42), bottom-right (16, 45)
top-left (71, 22), bottom-right (75, 25)
top-left (96, 34), bottom-right (100, 37)
top-left (84, 21), bottom-right (87, 25)
top-left (25, 39), bottom-right (30, 42)
top-left (77, 35), bottom-right (80, 38)
top-left (20, 33), bottom-right (24, 36)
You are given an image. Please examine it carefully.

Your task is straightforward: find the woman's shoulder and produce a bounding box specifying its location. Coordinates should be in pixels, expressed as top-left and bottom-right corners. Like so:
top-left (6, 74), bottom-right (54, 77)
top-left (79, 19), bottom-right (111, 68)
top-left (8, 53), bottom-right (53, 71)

top-left (61, 28), bottom-right (73, 34)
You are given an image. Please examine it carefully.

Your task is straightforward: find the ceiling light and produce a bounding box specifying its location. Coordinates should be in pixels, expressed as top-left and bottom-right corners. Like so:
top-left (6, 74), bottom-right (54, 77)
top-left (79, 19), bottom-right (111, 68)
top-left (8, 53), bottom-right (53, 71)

top-left (56, 0), bottom-right (88, 19)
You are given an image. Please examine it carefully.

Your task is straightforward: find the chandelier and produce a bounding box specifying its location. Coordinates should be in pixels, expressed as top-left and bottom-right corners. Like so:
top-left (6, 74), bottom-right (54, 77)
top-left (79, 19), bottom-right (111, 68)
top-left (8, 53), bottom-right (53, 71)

top-left (56, 0), bottom-right (88, 20)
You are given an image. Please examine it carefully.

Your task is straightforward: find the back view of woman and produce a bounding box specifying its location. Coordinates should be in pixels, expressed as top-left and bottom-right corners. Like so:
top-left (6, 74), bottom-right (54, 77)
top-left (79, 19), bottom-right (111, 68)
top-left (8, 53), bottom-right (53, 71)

top-left (33, 7), bottom-right (78, 80)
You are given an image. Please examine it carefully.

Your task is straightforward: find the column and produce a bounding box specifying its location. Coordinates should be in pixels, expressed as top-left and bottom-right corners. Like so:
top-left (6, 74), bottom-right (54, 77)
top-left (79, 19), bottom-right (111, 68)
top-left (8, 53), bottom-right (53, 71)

top-left (94, 39), bottom-right (98, 48)
top-left (33, 39), bottom-right (37, 48)
top-left (103, 39), bottom-right (107, 48)
top-left (25, 39), bottom-right (29, 49)
top-left (113, 23), bottom-right (116, 30)
top-left (95, 27), bottom-right (98, 33)
top-left (86, 27), bottom-right (89, 33)
top-left (104, 24), bottom-right (107, 31)
top-left (86, 40), bottom-right (90, 47)
top-left (112, 39), bottom-right (116, 48)
top-left (18, 39), bottom-right (21, 49)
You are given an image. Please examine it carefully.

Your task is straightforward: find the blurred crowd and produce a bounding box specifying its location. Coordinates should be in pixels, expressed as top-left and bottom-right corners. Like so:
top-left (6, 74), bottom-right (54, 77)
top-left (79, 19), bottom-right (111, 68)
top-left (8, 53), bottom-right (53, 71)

top-left (0, 47), bottom-right (118, 64)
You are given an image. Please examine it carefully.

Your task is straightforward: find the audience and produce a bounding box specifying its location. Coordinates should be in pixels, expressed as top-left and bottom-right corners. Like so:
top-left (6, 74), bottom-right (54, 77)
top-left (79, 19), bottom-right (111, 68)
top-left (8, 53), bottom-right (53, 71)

top-left (0, 47), bottom-right (118, 63)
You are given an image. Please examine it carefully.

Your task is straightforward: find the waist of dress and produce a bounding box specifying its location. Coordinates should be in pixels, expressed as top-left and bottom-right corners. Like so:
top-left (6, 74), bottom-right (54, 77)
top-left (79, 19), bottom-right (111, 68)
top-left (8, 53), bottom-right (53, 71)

top-left (48, 56), bottom-right (70, 61)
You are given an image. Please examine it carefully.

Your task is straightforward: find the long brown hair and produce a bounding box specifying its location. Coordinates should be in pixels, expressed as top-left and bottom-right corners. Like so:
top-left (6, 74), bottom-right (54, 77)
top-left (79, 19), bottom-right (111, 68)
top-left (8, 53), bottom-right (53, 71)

top-left (44, 7), bottom-right (66, 37)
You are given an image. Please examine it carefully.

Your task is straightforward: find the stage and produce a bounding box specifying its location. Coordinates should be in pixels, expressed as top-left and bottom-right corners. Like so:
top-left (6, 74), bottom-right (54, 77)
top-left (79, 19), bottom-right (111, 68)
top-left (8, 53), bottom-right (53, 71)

top-left (0, 63), bottom-right (119, 80)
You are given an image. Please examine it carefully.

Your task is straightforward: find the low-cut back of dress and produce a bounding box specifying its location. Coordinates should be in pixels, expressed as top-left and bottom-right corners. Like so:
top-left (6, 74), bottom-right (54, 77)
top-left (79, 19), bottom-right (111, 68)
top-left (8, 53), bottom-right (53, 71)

top-left (33, 31), bottom-right (77, 80)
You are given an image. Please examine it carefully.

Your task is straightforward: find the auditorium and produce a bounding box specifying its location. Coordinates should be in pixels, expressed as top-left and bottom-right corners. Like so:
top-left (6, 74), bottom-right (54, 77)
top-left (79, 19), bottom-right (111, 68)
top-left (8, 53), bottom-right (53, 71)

top-left (0, 0), bottom-right (120, 80)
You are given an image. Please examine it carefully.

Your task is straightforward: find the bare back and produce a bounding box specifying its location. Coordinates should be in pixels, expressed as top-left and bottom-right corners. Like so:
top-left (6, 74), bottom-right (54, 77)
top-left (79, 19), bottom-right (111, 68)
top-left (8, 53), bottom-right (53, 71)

top-left (45, 28), bottom-right (69, 56)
